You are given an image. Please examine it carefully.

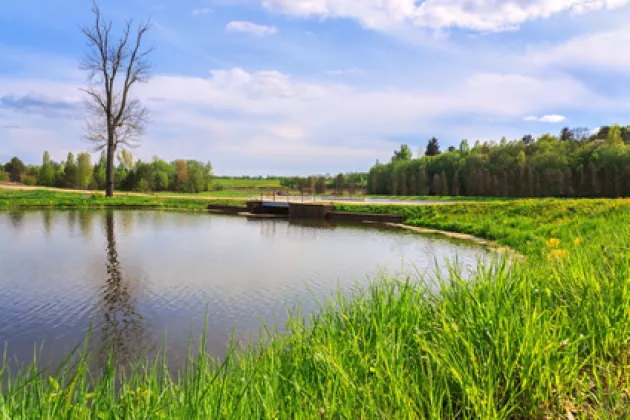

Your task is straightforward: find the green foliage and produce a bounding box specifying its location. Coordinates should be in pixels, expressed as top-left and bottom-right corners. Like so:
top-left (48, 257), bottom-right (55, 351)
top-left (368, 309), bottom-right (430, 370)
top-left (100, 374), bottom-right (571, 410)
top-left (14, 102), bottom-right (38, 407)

top-left (4, 156), bottom-right (25, 182)
top-left (4, 151), bottom-right (215, 195)
top-left (392, 144), bottom-right (413, 161)
top-left (372, 132), bottom-right (630, 197)
top-left (425, 137), bottom-right (441, 156)
top-left (77, 153), bottom-right (93, 189)
top-left (64, 153), bottom-right (78, 188)
top-left (606, 125), bottom-right (624, 145)
top-left (1, 197), bottom-right (630, 417)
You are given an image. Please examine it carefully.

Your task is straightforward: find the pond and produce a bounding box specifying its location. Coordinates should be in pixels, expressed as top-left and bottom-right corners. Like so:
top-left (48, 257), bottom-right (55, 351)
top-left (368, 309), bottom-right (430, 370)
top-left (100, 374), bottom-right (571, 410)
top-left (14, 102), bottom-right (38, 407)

top-left (0, 210), bottom-right (489, 370)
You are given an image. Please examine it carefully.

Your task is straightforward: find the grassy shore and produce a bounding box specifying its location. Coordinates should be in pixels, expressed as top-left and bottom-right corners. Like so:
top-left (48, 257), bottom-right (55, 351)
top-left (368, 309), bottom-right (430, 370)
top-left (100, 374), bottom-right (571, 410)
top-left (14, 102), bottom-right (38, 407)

top-left (0, 189), bottom-right (246, 211)
top-left (1, 191), bottom-right (629, 418)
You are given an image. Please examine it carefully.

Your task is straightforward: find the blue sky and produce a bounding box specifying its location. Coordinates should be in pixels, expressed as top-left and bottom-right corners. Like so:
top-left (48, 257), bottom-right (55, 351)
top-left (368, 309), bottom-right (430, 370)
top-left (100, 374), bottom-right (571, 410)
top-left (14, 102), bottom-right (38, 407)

top-left (1, 0), bottom-right (630, 176)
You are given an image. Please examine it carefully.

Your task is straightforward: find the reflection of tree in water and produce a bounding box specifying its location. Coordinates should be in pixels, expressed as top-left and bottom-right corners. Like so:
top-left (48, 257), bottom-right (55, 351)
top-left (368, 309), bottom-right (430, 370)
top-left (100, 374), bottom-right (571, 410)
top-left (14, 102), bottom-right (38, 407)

top-left (8, 211), bottom-right (25, 230)
top-left (78, 211), bottom-right (94, 239)
top-left (96, 211), bottom-right (146, 368)
top-left (66, 210), bottom-right (77, 233)
top-left (119, 210), bottom-right (134, 237)
top-left (42, 210), bottom-right (53, 237)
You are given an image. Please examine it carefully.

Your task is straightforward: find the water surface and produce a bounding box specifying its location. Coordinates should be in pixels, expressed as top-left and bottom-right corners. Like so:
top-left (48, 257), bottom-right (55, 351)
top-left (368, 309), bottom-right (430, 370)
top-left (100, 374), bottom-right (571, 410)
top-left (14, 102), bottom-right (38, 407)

top-left (0, 210), bottom-right (488, 369)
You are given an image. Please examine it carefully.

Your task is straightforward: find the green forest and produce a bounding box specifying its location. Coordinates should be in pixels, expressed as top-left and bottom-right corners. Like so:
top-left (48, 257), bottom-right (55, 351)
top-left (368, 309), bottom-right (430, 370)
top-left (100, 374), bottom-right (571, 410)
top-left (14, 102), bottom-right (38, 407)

top-left (368, 125), bottom-right (630, 197)
top-left (0, 151), bottom-right (369, 194)
top-left (1, 150), bottom-right (214, 194)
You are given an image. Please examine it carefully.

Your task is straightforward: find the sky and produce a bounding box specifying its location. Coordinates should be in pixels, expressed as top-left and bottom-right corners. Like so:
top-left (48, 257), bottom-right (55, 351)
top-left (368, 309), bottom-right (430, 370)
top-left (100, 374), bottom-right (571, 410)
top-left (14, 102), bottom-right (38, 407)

top-left (1, 0), bottom-right (630, 176)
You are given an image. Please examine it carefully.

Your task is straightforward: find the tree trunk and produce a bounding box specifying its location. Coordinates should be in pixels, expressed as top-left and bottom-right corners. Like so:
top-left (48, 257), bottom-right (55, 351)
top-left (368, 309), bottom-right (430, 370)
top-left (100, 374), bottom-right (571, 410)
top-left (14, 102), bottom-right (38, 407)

top-left (106, 134), bottom-right (116, 197)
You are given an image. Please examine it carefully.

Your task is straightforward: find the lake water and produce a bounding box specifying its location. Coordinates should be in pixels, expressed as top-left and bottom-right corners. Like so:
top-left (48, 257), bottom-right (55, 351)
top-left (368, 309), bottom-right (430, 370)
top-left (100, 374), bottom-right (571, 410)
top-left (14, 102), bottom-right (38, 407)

top-left (0, 210), bottom-right (489, 370)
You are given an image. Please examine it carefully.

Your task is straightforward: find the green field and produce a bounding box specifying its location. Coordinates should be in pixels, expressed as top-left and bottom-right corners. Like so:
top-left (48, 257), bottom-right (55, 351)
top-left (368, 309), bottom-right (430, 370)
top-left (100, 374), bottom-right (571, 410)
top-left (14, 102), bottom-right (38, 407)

top-left (0, 189), bottom-right (246, 210)
top-left (212, 177), bottom-right (282, 189)
top-left (1, 191), bottom-right (629, 418)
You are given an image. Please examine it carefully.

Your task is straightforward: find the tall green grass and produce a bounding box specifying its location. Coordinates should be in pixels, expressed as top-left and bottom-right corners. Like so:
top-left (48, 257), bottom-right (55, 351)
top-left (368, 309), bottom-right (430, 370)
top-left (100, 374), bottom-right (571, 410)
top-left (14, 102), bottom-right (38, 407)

top-left (1, 196), bottom-right (629, 418)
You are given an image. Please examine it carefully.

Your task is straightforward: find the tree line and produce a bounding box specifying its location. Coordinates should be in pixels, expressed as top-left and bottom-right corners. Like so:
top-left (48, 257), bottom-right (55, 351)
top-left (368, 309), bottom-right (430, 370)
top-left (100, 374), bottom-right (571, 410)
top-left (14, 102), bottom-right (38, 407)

top-left (1, 150), bottom-right (213, 194)
top-left (368, 125), bottom-right (630, 198)
top-left (279, 173), bottom-right (368, 194)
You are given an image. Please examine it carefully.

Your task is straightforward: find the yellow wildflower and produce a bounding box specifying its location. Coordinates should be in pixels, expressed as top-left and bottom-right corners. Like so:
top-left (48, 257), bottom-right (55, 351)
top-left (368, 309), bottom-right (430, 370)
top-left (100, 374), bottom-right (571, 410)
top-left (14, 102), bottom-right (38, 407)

top-left (548, 249), bottom-right (568, 260)
top-left (574, 238), bottom-right (583, 246)
top-left (546, 238), bottom-right (561, 248)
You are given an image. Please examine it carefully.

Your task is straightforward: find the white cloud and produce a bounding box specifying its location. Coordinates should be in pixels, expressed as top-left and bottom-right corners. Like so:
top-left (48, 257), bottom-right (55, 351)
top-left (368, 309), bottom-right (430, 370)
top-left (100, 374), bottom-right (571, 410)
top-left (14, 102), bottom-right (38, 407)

top-left (192, 8), bottom-right (212, 16)
top-left (529, 27), bottom-right (630, 71)
top-left (226, 21), bottom-right (278, 37)
top-left (326, 68), bottom-right (365, 76)
top-left (523, 114), bottom-right (567, 123)
top-left (0, 67), bottom-right (614, 173)
top-left (260, 0), bottom-right (630, 32)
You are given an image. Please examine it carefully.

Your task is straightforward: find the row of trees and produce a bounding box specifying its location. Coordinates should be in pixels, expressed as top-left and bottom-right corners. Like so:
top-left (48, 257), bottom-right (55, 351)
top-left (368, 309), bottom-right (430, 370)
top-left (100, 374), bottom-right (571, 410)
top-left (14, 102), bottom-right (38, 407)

top-left (1, 151), bottom-right (213, 194)
top-left (369, 125), bottom-right (630, 198)
top-left (279, 172), bottom-right (368, 193)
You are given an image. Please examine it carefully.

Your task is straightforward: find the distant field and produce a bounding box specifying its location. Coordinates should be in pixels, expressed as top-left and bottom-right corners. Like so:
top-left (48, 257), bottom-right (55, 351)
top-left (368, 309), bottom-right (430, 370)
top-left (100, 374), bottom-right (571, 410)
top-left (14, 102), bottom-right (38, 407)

top-left (368, 194), bottom-right (519, 202)
top-left (213, 178), bottom-right (282, 189)
top-left (156, 190), bottom-right (257, 198)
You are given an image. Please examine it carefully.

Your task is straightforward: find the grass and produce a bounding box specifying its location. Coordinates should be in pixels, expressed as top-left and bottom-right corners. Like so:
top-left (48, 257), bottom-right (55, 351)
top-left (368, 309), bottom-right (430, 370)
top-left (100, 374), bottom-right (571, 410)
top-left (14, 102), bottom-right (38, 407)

top-left (213, 177), bottom-right (282, 189)
top-left (154, 189), bottom-right (258, 198)
top-left (1, 192), bottom-right (629, 417)
top-left (0, 189), bottom-right (246, 211)
top-left (367, 194), bottom-right (514, 202)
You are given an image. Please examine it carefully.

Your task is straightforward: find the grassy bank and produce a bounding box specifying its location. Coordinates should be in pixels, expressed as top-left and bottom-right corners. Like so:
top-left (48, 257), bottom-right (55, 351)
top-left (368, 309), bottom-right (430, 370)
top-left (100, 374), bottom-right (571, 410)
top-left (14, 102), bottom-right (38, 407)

top-left (1, 193), bottom-right (629, 418)
top-left (0, 189), bottom-right (246, 211)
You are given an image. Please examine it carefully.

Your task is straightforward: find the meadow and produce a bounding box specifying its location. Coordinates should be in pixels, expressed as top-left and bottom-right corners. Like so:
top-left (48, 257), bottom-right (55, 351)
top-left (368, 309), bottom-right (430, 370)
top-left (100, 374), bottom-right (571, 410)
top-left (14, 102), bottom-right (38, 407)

top-left (212, 177), bottom-right (282, 189)
top-left (0, 190), bottom-right (629, 418)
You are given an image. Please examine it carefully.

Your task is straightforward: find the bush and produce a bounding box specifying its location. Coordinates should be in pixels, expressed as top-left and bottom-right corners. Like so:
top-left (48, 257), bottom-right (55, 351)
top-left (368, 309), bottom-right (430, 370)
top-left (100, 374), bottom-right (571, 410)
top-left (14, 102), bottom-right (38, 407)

top-left (21, 174), bottom-right (38, 186)
top-left (0, 169), bottom-right (8, 182)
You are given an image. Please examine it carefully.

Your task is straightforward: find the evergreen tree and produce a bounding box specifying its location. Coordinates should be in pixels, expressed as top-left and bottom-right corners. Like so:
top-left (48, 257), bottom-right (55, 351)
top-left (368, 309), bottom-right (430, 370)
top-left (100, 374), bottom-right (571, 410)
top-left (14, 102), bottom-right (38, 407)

top-left (563, 168), bottom-right (573, 197)
top-left (467, 170), bottom-right (478, 196)
top-left (418, 168), bottom-right (429, 195)
top-left (500, 171), bottom-right (509, 197)
top-left (425, 138), bottom-right (441, 157)
top-left (430, 173), bottom-right (440, 196)
top-left (38, 151), bottom-right (56, 187)
top-left (399, 173), bottom-right (408, 196)
top-left (479, 170), bottom-right (495, 197)
top-left (389, 172), bottom-right (398, 195)
top-left (440, 170), bottom-right (449, 196)
top-left (586, 163), bottom-right (600, 197)
top-left (451, 169), bottom-right (461, 196)
top-left (64, 153), bottom-right (78, 188)
top-left (409, 173), bottom-right (418, 196)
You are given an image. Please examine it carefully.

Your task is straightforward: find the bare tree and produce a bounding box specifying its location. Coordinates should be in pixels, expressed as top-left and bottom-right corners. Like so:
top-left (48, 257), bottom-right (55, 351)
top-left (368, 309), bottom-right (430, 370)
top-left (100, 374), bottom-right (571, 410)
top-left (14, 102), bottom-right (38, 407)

top-left (80, 2), bottom-right (153, 197)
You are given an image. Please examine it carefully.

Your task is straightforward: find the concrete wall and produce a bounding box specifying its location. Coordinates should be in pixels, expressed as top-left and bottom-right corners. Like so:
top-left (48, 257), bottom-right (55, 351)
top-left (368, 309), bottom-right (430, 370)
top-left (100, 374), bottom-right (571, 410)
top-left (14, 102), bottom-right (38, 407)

top-left (289, 203), bottom-right (334, 219)
top-left (327, 211), bottom-right (404, 223)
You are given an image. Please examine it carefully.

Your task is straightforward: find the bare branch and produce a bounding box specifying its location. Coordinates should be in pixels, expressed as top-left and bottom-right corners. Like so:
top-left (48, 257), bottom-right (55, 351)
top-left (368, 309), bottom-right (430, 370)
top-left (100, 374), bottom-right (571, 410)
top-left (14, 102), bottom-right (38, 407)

top-left (79, 1), bottom-right (153, 197)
